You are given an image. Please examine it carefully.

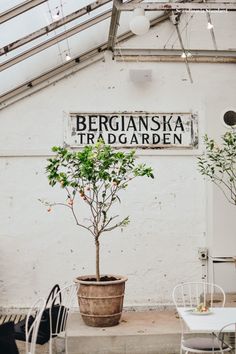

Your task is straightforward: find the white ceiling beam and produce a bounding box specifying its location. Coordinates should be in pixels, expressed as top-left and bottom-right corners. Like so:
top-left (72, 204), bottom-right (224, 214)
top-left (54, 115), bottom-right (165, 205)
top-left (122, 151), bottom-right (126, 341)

top-left (174, 21), bottom-right (193, 83)
top-left (115, 1), bottom-right (236, 11)
top-left (115, 55), bottom-right (236, 63)
top-left (107, 0), bottom-right (122, 51)
top-left (0, 0), bottom-right (112, 56)
top-left (107, 0), bottom-right (145, 51)
top-left (114, 47), bottom-right (236, 63)
top-left (113, 48), bottom-right (236, 57)
top-left (0, 0), bottom-right (47, 24)
top-left (114, 48), bottom-right (236, 63)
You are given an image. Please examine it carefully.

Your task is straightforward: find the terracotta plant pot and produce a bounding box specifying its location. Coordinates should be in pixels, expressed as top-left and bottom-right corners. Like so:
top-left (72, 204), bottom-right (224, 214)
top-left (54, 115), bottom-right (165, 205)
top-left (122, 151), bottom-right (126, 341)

top-left (74, 275), bottom-right (128, 327)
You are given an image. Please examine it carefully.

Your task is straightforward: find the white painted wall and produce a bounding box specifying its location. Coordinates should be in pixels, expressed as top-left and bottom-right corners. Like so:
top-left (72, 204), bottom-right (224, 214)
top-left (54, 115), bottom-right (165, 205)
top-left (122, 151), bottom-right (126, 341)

top-left (205, 99), bottom-right (236, 258)
top-left (0, 15), bottom-right (236, 308)
top-left (204, 76), bottom-right (236, 291)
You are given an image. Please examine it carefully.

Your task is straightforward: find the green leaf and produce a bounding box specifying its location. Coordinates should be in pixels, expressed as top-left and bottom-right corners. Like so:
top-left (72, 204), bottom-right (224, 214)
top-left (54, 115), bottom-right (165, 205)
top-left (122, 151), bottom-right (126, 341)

top-left (44, 142), bottom-right (154, 237)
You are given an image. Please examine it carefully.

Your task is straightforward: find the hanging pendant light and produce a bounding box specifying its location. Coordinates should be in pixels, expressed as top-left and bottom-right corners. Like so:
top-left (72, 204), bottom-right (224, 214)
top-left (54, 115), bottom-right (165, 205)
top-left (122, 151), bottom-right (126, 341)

top-left (207, 22), bottom-right (214, 30)
top-left (129, 8), bottom-right (150, 36)
top-left (65, 54), bottom-right (71, 61)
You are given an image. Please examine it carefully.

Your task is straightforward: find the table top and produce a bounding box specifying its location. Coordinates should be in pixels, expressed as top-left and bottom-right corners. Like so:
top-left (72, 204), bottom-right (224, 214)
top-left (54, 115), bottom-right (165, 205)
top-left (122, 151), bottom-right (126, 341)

top-left (177, 307), bottom-right (236, 333)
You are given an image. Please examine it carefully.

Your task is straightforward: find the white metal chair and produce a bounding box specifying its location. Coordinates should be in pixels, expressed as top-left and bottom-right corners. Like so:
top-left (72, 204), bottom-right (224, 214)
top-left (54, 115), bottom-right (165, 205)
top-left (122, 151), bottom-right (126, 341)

top-left (217, 323), bottom-right (235, 353)
top-left (25, 298), bottom-right (46, 354)
top-left (172, 282), bottom-right (231, 354)
top-left (48, 283), bottom-right (78, 354)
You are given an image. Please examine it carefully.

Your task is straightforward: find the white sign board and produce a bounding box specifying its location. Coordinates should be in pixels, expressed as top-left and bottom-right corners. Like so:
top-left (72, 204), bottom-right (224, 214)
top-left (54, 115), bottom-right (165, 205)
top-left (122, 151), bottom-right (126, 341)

top-left (64, 112), bottom-right (198, 149)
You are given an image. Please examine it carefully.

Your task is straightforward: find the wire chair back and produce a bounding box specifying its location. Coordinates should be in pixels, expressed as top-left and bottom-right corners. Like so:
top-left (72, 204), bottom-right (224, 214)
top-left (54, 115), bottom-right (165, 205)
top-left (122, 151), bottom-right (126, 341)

top-left (172, 282), bottom-right (225, 309)
top-left (25, 298), bottom-right (46, 354)
top-left (48, 283), bottom-right (78, 354)
top-left (218, 322), bottom-right (236, 351)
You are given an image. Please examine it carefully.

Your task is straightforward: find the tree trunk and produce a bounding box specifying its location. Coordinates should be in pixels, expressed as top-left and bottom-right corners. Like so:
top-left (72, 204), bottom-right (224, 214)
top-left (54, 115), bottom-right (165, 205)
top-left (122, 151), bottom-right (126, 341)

top-left (95, 237), bottom-right (100, 281)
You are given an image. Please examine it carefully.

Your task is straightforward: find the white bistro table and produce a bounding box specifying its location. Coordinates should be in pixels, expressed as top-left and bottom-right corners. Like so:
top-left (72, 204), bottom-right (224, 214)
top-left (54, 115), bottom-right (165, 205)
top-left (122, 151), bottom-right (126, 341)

top-left (177, 307), bottom-right (236, 333)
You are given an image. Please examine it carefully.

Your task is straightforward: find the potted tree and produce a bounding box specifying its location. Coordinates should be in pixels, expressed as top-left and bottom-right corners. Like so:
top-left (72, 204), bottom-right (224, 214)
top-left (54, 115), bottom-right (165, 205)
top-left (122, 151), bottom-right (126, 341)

top-left (43, 140), bottom-right (154, 327)
top-left (198, 130), bottom-right (236, 205)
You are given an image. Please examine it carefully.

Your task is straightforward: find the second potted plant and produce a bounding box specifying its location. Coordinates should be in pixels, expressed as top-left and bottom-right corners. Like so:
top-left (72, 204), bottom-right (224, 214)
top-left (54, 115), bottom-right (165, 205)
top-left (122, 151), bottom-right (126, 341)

top-left (44, 140), bottom-right (154, 327)
top-left (198, 130), bottom-right (236, 205)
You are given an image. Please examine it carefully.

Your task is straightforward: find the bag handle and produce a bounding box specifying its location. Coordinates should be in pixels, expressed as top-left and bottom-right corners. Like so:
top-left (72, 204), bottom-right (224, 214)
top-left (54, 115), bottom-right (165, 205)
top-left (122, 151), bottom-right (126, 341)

top-left (45, 284), bottom-right (62, 307)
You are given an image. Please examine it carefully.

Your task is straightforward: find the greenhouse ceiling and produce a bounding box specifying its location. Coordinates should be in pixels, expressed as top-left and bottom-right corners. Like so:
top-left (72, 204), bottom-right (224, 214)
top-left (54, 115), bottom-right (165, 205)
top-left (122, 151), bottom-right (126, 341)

top-left (0, 0), bottom-right (236, 107)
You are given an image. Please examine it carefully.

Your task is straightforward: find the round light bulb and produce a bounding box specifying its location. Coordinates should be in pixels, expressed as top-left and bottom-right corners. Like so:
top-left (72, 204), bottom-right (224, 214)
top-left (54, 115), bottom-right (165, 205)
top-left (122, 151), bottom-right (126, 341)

top-left (65, 54), bottom-right (71, 61)
top-left (129, 8), bottom-right (150, 36)
top-left (207, 22), bottom-right (214, 30)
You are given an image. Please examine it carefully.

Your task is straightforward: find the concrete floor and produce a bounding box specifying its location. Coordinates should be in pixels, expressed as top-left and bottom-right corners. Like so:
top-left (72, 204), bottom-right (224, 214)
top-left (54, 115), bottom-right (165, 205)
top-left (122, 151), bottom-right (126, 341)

top-left (15, 293), bottom-right (236, 354)
top-left (16, 310), bottom-right (181, 354)
top-left (16, 340), bottom-right (50, 354)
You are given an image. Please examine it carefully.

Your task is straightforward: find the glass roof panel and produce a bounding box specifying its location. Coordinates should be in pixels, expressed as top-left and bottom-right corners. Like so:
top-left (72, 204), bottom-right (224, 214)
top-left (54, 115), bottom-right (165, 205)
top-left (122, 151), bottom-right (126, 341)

top-left (0, 0), bottom-right (113, 94)
top-left (0, 0), bottom-right (23, 13)
top-left (0, 16), bottom-right (111, 94)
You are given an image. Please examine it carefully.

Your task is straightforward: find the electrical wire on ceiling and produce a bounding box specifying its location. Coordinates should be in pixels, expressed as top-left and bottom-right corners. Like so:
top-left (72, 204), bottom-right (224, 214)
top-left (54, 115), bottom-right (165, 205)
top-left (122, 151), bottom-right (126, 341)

top-left (111, 36), bottom-right (129, 71)
top-left (163, 13), bottom-right (194, 49)
top-left (163, 26), bottom-right (176, 49)
top-left (206, 12), bottom-right (217, 49)
top-left (170, 12), bottom-right (194, 83)
top-left (47, 0), bottom-right (64, 63)
top-left (184, 13), bottom-right (192, 58)
top-left (59, 0), bottom-right (72, 61)
top-left (47, 0), bottom-right (74, 62)
top-left (203, 0), bottom-right (217, 50)
top-left (171, 13), bottom-right (194, 49)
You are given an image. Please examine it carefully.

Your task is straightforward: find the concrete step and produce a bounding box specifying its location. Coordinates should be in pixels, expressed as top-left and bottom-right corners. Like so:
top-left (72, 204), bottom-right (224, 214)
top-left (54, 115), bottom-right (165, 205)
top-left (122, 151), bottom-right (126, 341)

top-left (54, 310), bottom-right (181, 354)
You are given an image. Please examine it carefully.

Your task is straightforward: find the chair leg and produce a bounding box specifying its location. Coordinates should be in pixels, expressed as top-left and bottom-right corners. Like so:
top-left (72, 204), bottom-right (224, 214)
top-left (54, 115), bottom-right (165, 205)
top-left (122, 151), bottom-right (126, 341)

top-left (65, 332), bottom-right (68, 354)
top-left (180, 345), bottom-right (187, 354)
top-left (48, 338), bottom-right (52, 354)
